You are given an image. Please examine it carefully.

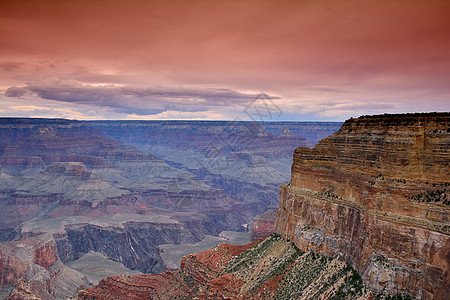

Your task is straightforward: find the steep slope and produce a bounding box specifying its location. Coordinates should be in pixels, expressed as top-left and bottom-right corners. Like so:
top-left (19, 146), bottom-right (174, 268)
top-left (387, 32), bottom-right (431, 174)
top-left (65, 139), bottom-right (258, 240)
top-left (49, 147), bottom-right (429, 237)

top-left (79, 234), bottom-right (372, 300)
top-left (276, 112), bottom-right (450, 299)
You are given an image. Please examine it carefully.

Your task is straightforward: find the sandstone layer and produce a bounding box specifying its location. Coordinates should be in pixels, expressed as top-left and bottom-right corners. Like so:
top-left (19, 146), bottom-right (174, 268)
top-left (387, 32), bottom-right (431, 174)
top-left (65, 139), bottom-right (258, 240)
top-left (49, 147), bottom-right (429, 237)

top-left (276, 112), bottom-right (450, 299)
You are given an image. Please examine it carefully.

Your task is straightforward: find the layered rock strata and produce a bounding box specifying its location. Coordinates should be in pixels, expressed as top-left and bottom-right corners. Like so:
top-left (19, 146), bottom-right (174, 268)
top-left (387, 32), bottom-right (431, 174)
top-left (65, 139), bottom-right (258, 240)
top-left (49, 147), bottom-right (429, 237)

top-left (0, 234), bottom-right (89, 299)
top-left (250, 209), bottom-right (278, 241)
top-left (276, 112), bottom-right (450, 299)
top-left (89, 120), bottom-right (338, 218)
top-left (0, 118), bottom-right (250, 277)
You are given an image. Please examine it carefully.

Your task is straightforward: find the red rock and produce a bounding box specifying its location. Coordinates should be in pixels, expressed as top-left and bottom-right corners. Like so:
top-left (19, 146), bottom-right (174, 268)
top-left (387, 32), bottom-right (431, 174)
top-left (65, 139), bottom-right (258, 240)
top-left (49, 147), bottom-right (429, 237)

top-left (276, 112), bottom-right (450, 299)
top-left (0, 234), bottom-right (88, 299)
top-left (250, 209), bottom-right (278, 241)
top-left (79, 240), bottom-right (259, 299)
top-left (79, 235), bottom-right (374, 299)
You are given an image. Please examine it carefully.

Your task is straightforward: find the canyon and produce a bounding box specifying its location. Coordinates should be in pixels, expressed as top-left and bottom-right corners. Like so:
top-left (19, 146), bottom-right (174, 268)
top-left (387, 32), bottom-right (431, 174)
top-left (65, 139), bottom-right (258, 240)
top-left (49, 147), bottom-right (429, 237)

top-left (0, 234), bottom-right (89, 299)
top-left (0, 118), bottom-right (341, 298)
top-left (4, 113), bottom-right (447, 299)
top-left (88, 120), bottom-right (341, 217)
top-left (79, 112), bottom-right (449, 299)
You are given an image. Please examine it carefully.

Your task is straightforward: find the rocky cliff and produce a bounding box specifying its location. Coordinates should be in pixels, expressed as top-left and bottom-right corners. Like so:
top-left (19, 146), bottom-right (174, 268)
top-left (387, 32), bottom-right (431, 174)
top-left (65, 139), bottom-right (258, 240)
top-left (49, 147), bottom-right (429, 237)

top-left (0, 234), bottom-right (89, 299)
top-left (276, 112), bottom-right (450, 299)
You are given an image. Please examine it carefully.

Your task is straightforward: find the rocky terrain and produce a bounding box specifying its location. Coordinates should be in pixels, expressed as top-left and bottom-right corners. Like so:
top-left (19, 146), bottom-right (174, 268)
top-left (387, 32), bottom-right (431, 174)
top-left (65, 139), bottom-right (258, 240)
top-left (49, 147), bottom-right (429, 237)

top-left (276, 112), bottom-right (450, 299)
top-left (0, 119), bottom-right (240, 278)
top-left (89, 121), bottom-right (341, 216)
top-left (0, 234), bottom-right (90, 299)
top-left (79, 233), bottom-right (372, 300)
top-left (0, 118), bottom-right (341, 298)
top-left (0, 118), bottom-right (242, 299)
top-left (79, 112), bottom-right (449, 300)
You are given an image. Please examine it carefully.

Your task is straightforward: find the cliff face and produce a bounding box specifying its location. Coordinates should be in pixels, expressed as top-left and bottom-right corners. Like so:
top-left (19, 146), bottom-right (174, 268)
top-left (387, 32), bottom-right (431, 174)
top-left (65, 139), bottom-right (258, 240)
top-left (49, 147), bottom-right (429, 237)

top-left (56, 221), bottom-right (206, 273)
top-left (276, 113), bottom-right (450, 299)
top-left (0, 234), bottom-right (89, 299)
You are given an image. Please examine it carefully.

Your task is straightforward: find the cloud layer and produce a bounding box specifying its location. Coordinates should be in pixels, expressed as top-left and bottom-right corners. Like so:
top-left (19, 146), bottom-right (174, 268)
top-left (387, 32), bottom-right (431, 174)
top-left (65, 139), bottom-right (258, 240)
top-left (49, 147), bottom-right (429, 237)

top-left (6, 81), bottom-right (270, 115)
top-left (1, 0), bottom-right (449, 120)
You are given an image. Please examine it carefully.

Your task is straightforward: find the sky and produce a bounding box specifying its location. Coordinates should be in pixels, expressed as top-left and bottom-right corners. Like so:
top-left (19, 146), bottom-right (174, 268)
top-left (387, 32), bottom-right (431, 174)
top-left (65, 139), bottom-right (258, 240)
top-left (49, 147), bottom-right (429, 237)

top-left (1, 0), bottom-right (449, 121)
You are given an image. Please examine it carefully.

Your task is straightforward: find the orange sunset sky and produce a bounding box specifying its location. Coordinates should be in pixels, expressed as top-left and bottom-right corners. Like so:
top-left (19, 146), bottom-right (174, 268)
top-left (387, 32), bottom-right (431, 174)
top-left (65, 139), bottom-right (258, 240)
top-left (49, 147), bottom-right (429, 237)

top-left (1, 0), bottom-right (449, 121)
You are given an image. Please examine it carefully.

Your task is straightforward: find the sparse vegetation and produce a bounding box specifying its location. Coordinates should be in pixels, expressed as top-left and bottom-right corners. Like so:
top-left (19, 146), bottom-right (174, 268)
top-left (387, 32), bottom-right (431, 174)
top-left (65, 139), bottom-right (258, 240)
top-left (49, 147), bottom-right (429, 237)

top-left (374, 256), bottom-right (388, 266)
top-left (409, 187), bottom-right (449, 205)
top-left (375, 293), bottom-right (415, 300)
top-left (329, 267), bottom-right (364, 300)
top-left (394, 178), bottom-right (406, 184)
top-left (221, 234), bottom-right (373, 299)
top-left (318, 191), bottom-right (343, 200)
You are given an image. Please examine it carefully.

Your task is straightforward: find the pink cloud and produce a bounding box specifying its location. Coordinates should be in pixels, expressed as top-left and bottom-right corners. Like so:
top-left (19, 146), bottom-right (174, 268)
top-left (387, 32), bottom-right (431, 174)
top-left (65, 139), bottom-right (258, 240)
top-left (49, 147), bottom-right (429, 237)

top-left (1, 0), bottom-right (449, 120)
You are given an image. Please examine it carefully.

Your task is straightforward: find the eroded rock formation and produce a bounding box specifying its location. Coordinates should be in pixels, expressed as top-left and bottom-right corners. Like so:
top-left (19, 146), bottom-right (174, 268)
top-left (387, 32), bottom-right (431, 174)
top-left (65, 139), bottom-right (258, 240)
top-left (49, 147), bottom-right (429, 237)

top-left (250, 209), bottom-right (278, 241)
top-left (276, 112), bottom-right (450, 299)
top-left (0, 234), bottom-right (89, 299)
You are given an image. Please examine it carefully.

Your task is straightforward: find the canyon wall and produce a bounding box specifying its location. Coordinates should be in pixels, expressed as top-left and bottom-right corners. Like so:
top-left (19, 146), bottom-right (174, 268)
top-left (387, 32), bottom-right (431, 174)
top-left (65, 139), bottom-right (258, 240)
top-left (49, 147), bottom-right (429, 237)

top-left (276, 113), bottom-right (450, 299)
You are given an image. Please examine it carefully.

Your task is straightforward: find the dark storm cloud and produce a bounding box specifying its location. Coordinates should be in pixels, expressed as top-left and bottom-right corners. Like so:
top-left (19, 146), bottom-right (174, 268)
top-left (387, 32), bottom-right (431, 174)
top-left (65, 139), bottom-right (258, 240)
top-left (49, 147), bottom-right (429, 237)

top-left (13, 81), bottom-right (278, 115)
top-left (5, 86), bottom-right (27, 97)
top-left (120, 87), bottom-right (270, 105)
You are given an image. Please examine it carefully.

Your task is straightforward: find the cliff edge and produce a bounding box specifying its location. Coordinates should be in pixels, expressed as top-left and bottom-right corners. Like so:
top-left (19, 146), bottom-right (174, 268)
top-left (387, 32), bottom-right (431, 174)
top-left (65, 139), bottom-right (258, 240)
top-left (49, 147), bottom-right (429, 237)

top-left (276, 112), bottom-right (450, 299)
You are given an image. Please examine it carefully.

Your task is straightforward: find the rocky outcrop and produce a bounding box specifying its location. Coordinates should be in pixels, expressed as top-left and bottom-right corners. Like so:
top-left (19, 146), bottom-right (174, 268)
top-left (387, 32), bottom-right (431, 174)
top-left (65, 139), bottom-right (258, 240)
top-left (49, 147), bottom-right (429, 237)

top-left (250, 209), bottom-right (278, 241)
top-left (56, 221), bottom-right (205, 273)
top-left (276, 112), bottom-right (450, 299)
top-left (0, 234), bottom-right (89, 299)
top-left (79, 234), bottom-right (372, 299)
